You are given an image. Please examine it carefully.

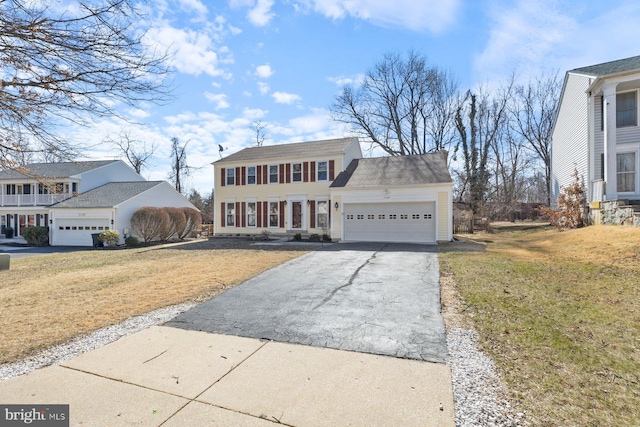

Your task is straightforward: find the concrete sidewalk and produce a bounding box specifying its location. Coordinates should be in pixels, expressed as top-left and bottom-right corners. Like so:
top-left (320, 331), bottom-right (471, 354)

top-left (0, 326), bottom-right (455, 426)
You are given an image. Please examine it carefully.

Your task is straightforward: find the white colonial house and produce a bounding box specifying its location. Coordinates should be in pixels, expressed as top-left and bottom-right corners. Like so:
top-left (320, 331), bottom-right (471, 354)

top-left (0, 160), bottom-right (197, 245)
top-left (213, 137), bottom-right (453, 243)
top-left (552, 55), bottom-right (640, 224)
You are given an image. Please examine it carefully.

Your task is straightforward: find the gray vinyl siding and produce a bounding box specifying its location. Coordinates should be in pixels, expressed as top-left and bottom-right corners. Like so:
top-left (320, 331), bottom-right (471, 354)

top-left (617, 126), bottom-right (640, 145)
top-left (551, 73), bottom-right (590, 204)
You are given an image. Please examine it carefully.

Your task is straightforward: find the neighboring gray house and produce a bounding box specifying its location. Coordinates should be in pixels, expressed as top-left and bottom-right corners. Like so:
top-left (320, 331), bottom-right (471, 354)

top-left (0, 160), bottom-right (197, 245)
top-left (552, 55), bottom-right (640, 223)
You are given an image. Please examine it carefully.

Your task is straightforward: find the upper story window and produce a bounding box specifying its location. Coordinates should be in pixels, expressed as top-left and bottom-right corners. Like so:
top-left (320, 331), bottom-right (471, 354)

top-left (617, 92), bottom-right (637, 128)
top-left (226, 168), bottom-right (235, 186)
top-left (292, 163), bottom-right (302, 182)
top-left (269, 165), bottom-right (278, 183)
top-left (317, 161), bottom-right (328, 181)
top-left (247, 166), bottom-right (256, 185)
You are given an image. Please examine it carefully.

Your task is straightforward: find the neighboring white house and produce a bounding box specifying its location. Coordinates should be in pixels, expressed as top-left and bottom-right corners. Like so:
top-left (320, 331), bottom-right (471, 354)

top-left (552, 55), bottom-right (640, 223)
top-left (0, 160), bottom-right (197, 246)
top-left (213, 137), bottom-right (453, 243)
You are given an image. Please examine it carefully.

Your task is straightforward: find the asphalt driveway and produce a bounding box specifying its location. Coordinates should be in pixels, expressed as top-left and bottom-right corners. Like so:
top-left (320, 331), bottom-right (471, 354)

top-left (166, 242), bottom-right (447, 363)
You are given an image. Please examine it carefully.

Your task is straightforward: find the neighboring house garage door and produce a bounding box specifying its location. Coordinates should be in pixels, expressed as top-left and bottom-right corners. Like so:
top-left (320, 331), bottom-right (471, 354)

top-left (54, 218), bottom-right (111, 246)
top-left (343, 202), bottom-right (436, 243)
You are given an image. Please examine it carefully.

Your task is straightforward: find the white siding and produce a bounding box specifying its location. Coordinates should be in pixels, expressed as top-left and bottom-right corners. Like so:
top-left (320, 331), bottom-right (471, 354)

top-left (551, 73), bottom-right (590, 203)
top-left (116, 182), bottom-right (197, 242)
top-left (617, 126), bottom-right (640, 145)
top-left (594, 95), bottom-right (604, 181)
top-left (343, 139), bottom-right (364, 170)
top-left (77, 161), bottom-right (144, 193)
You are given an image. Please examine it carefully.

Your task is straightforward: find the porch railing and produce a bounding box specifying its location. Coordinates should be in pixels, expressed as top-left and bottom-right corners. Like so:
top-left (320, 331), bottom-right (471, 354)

top-left (0, 193), bottom-right (69, 207)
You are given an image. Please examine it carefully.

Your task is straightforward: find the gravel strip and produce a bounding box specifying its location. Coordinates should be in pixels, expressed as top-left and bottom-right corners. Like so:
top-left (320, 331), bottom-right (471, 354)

top-left (0, 302), bottom-right (196, 381)
top-left (447, 327), bottom-right (529, 427)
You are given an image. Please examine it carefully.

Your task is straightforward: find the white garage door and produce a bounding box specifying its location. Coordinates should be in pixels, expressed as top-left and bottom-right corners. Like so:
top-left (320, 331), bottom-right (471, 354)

top-left (344, 202), bottom-right (436, 243)
top-left (53, 218), bottom-right (111, 246)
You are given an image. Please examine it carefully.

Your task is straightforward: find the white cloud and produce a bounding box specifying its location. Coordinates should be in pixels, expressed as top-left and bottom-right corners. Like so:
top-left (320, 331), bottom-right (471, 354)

top-left (327, 74), bottom-right (365, 86)
top-left (205, 93), bottom-right (231, 109)
top-left (177, 0), bottom-right (208, 19)
top-left (272, 91), bottom-right (302, 104)
top-left (145, 24), bottom-right (230, 77)
top-left (255, 64), bottom-right (274, 79)
top-left (231, 0), bottom-right (275, 26)
top-left (474, 0), bottom-right (640, 87)
top-left (247, 0), bottom-right (275, 26)
top-left (128, 108), bottom-right (151, 119)
top-left (294, 0), bottom-right (460, 32)
top-left (243, 108), bottom-right (268, 119)
top-left (258, 82), bottom-right (271, 95)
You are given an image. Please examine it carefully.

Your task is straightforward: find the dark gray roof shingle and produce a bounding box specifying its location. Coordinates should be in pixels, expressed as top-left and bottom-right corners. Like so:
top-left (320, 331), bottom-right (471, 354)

top-left (571, 55), bottom-right (640, 77)
top-left (51, 181), bottom-right (163, 208)
top-left (0, 160), bottom-right (119, 179)
top-left (330, 152), bottom-right (452, 188)
top-left (215, 137), bottom-right (359, 164)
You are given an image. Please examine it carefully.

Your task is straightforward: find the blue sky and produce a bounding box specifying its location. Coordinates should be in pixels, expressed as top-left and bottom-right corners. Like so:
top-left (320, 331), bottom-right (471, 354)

top-left (75, 0), bottom-right (640, 193)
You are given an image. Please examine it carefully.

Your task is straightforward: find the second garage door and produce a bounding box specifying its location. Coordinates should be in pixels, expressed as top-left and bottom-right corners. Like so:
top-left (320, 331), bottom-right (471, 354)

top-left (53, 218), bottom-right (111, 246)
top-left (343, 202), bottom-right (436, 243)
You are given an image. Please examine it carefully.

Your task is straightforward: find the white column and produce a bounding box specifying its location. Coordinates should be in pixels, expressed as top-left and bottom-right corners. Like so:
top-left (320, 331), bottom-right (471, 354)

top-left (603, 84), bottom-right (618, 200)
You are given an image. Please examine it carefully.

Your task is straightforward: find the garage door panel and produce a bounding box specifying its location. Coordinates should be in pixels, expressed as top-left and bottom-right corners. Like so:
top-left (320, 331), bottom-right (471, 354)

top-left (344, 202), bottom-right (435, 243)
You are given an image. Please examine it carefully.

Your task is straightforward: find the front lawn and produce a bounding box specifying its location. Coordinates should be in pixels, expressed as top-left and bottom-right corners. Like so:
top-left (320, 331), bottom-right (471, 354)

top-left (0, 240), bottom-right (307, 365)
top-left (440, 223), bottom-right (640, 427)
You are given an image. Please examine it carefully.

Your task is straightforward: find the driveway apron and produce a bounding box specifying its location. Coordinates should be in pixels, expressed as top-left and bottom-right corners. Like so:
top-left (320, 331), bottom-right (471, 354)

top-left (166, 242), bottom-right (447, 363)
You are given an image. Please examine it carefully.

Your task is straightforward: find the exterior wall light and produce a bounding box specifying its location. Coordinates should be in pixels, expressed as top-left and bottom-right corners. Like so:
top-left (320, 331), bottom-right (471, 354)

top-left (334, 202), bottom-right (339, 209)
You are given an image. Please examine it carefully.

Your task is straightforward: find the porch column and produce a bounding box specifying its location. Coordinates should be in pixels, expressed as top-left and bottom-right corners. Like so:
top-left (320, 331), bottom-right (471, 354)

top-left (603, 83), bottom-right (618, 200)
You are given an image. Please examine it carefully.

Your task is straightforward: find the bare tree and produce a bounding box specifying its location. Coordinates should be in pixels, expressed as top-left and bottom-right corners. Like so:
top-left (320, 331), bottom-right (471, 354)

top-left (331, 50), bottom-right (459, 156)
top-left (252, 121), bottom-right (267, 147)
top-left (454, 86), bottom-right (511, 217)
top-left (0, 0), bottom-right (171, 164)
top-left (511, 73), bottom-right (562, 206)
top-left (104, 130), bottom-right (156, 174)
top-left (168, 137), bottom-right (192, 194)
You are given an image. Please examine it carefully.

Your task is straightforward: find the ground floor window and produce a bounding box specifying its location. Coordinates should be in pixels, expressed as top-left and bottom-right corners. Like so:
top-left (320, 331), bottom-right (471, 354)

top-left (247, 202), bottom-right (256, 227)
top-left (617, 152), bottom-right (636, 193)
top-left (226, 203), bottom-right (235, 227)
top-left (269, 201), bottom-right (279, 227)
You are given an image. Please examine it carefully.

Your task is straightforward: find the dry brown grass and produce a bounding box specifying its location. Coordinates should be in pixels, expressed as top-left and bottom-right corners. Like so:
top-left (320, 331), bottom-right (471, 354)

top-left (440, 223), bottom-right (640, 427)
top-left (0, 241), bottom-right (307, 364)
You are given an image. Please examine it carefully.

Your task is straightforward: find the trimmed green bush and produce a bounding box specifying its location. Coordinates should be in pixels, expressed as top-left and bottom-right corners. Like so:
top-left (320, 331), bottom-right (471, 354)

top-left (124, 236), bottom-right (139, 247)
top-left (21, 226), bottom-right (49, 246)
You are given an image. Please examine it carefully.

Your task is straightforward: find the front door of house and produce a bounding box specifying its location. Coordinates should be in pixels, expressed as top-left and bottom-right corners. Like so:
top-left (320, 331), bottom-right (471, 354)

top-left (292, 201), bottom-right (302, 229)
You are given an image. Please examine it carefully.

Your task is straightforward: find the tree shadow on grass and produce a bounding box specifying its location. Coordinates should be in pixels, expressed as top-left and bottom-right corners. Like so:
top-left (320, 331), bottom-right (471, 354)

top-left (438, 238), bottom-right (487, 253)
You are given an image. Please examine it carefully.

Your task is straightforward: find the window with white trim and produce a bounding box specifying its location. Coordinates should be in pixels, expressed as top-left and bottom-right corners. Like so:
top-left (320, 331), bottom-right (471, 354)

top-left (226, 168), bottom-right (235, 186)
top-left (292, 163), bottom-right (302, 182)
top-left (269, 201), bottom-right (279, 227)
top-left (269, 165), bottom-right (278, 183)
top-left (617, 92), bottom-right (637, 128)
top-left (226, 202), bottom-right (235, 226)
top-left (317, 200), bottom-right (328, 228)
top-left (617, 152), bottom-right (636, 193)
top-left (247, 167), bottom-right (256, 185)
top-left (247, 202), bottom-right (257, 227)
top-left (317, 161), bottom-right (328, 181)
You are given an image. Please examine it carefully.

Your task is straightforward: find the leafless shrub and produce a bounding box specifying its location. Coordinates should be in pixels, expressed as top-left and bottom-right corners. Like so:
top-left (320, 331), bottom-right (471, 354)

top-left (130, 207), bottom-right (170, 243)
top-left (179, 208), bottom-right (201, 239)
top-left (541, 168), bottom-right (587, 230)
